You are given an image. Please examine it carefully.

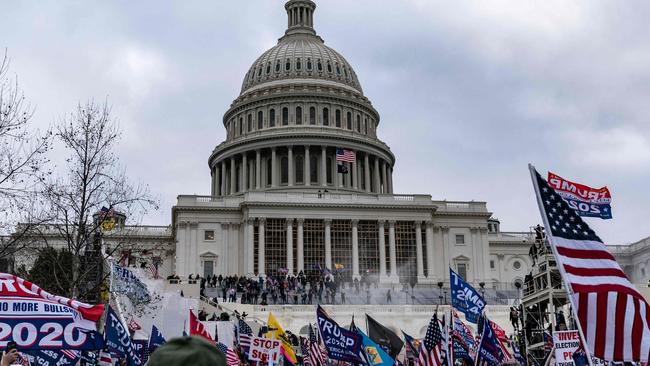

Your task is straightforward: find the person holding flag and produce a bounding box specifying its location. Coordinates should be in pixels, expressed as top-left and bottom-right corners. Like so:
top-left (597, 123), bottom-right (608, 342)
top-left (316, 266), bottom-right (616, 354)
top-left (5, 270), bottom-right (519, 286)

top-left (417, 312), bottom-right (445, 366)
top-left (266, 312), bottom-right (298, 365)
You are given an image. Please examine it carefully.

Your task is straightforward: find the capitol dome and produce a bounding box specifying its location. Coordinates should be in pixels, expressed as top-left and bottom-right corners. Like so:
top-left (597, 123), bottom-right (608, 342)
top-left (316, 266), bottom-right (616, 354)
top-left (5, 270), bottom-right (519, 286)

top-left (208, 0), bottom-right (395, 197)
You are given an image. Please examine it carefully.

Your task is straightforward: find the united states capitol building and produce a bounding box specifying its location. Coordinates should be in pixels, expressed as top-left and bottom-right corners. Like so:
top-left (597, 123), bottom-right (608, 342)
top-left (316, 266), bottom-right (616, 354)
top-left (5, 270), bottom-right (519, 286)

top-left (9, 0), bottom-right (649, 300)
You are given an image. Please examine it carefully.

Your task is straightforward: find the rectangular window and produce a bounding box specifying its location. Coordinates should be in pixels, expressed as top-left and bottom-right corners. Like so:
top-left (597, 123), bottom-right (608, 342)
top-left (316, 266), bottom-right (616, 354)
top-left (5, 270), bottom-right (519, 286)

top-left (455, 234), bottom-right (465, 245)
top-left (490, 260), bottom-right (495, 270)
top-left (204, 230), bottom-right (215, 241)
top-left (457, 263), bottom-right (467, 280)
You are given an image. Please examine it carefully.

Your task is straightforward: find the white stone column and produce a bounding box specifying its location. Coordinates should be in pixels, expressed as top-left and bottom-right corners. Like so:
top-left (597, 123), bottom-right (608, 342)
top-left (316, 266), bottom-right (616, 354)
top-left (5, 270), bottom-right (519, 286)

top-left (190, 222), bottom-right (198, 275)
top-left (388, 167), bottom-right (394, 193)
top-left (425, 222), bottom-right (435, 281)
top-left (246, 218), bottom-right (254, 275)
top-left (442, 227), bottom-right (451, 284)
top-left (324, 219), bottom-right (332, 269)
top-left (304, 146), bottom-right (311, 186)
top-left (364, 154), bottom-right (370, 192)
top-left (221, 161), bottom-right (227, 196)
top-left (211, 169), bottom-right (215, 196)
top-left (288, 146), bottom-right (294, 186)
top-left (230, 157), bottom-right (236, 194)
top-left (352, 155), bottom-right (358, 190)
top-left (382, 161), bottom-right (388, 194)
top-left (286, 219), bottom-right (294, 275)
top-left (256, 150), bottom-right (261, 190)
top-left (480, 228), bottom-right (490, 287)
top-left (221, 223), bottom-right (230, 274)
top-left (351, 219), bottom-right (360, 279)
top-left (297, 219), bottom-right (304, 272)
top-left (388, 220), bottom-right (397, 280)
top-left (242, 154), bottom-right (248, 192)
top-left (258, 219), bottom-right (266, 276)
top-left (176, 222), bottom-right (186, 276)
top-left (249, 160), bottom-right (254, 191)
top-left (271, 147), bottom-right (277, 188)
top-left (321, 146), bottom-right (327, 187)
top-left (378, 220), bottom-right (387, 279)
top-left (415, 221), bottom-right (425, 280)
top-left (373, 157), bottom-right (381, 193)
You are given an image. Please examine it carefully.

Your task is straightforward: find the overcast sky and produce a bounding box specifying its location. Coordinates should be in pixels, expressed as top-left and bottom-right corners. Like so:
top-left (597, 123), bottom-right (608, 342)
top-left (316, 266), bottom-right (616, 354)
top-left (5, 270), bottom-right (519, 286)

top-left (3, 1), bottom-right (649, 244)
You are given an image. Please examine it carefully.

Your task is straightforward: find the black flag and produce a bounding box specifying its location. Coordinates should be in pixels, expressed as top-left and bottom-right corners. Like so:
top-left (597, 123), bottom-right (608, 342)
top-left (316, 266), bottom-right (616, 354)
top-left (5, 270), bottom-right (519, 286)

top-left (366, 314), bottom-right (404, 359)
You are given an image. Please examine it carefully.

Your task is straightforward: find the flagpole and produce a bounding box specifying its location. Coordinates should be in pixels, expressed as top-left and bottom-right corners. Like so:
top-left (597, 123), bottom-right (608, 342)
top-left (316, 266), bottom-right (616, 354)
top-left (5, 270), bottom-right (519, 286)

top-left (528, 164), bottom-right (594, 366)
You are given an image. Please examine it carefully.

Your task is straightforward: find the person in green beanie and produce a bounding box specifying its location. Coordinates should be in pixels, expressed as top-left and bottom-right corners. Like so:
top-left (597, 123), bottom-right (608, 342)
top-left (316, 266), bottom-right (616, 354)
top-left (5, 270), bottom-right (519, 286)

top-left (148, 336), bottom-right (227, 366)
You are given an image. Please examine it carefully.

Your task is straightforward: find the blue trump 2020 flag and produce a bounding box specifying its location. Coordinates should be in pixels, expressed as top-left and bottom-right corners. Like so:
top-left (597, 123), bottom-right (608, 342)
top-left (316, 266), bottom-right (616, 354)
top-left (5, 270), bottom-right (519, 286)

top-left (475, 316), bottom-right (506, 366)
top-left (357, 328), bottom-right (394, 366)
top-left (105, 306), bottom-right (142, 366)
top-left (450, 268), bottom-right (486, 324)
top-left (316, 306), bottom-right (363, 363)
top-left (148, 325), bottom-right (166, 353)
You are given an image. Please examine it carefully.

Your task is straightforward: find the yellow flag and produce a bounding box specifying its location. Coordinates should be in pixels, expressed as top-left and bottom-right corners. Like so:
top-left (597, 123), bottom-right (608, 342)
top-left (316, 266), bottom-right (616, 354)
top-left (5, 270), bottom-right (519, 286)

top-left (265, 312), bottom-right (297, 364)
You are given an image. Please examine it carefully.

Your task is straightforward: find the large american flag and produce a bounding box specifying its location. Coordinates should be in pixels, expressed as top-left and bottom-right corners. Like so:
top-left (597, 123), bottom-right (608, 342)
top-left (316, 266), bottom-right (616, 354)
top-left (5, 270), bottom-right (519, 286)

top-left (218, 342), bottom-right (240, 366)
top-left (308, 324), bottom-right (327, 366)
top-left (238, 318), bottom-right (253, 353)
top-left (417, 313), bottom-right (445, 366)
top-left (336, 148), bottom-right (356, 163)
top-left (532, 167), bottom-right (650, 362)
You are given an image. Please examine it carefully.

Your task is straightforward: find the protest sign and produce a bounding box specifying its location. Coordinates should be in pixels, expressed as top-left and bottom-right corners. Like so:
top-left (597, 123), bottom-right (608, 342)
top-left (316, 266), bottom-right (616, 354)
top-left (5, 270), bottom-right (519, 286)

top-left (249, 337), bottom-right (282, 363)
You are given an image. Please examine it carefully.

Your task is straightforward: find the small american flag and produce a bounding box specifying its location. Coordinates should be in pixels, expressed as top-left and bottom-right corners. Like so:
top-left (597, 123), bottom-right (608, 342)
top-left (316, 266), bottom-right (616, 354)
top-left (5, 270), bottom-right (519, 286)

top-left (128, 317), bottom-right (142, 331)
top-left (301, 337), bottom-right (312, 366)
top-left (238, 318), bottom-right (253, 353)
top-left (543, 330), bottom-right (553, 352)
top-left (417, 313), bottom-right (444, 366)
top-left (98, 351), bottom-right (113, 366)
top-left (145, 262), bottom-right (159, 279)
top-left (217, 342), bottom-right (240, 366)
top-left (308, 325), bottom-right (326, 366)
top-left (61, 349), bottom-right (79, 359)
top-left (532, 167), bottom-right (650, 362)
top-left (336, 148), bottom-right (356, 163)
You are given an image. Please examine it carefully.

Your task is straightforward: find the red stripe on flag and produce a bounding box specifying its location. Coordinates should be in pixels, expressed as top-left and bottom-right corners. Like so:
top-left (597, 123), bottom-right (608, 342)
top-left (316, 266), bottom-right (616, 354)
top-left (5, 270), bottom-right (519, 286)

top-left (556, 247), bottom-right (615, 260)
top-left (578, 294), bottom-right (589, 341)
top-left (594, 292), bottom-right (608, 358)
top-left (563, 265), bottom-right (628, 278)
top-left (571, 284), bottom-right (643, 299)
top-left (613, 294), bottom-right (627, 360)
top-left (632, 298), bottom-right (642, 360)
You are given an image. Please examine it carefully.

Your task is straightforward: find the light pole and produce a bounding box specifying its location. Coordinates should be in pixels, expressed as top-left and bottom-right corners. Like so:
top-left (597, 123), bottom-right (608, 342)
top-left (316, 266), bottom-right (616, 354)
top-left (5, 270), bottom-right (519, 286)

top-left (437, 282), bottom-right (444, 305)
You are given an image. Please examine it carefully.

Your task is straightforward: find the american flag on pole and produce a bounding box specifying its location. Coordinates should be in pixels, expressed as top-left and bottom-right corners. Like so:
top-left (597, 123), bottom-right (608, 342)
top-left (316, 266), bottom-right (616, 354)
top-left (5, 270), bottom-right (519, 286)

top-left (237, 318), bottom-right (252, 354)
top-left (530, 165), bottom-right (650, 362)
top-left (145, 262), bottom-right (159, 279)
top-left (217, 342), bottom-right (240, 366)
top-left (417, 313), bottom-right (445, 366)
top-left (336, 148), bottom-right (356, 163)
top-left (98, 351), bottom-right (113, 366)
top-left (308, 324), bottom-right (327, 366)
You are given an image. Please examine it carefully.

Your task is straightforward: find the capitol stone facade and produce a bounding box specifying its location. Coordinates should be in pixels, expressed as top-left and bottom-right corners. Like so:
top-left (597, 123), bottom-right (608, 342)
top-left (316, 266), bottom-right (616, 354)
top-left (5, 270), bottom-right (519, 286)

top-left (171, 0), bottom-right (530, 289)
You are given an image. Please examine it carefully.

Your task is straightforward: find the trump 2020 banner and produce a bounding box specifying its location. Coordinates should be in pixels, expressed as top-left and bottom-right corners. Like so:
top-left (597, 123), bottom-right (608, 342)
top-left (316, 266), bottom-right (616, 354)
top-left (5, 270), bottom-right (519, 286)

top-left (0, 273), bottom-right (105, 350)
top-left (105, 306), bottom-right (142, 366)
top-left (316, 306), bottom-right (363, 363)
top-left (547, 171), bottom-right (612, 219)
top-left (450, 268), bottom-right (486, 324)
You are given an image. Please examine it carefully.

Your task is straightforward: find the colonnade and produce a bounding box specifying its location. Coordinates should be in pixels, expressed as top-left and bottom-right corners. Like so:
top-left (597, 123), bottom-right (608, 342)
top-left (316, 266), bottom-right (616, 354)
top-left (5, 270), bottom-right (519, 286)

top-left (243, 218), bottom-right (435, 282)
top-left (211, 146), bottom-right (393, 196)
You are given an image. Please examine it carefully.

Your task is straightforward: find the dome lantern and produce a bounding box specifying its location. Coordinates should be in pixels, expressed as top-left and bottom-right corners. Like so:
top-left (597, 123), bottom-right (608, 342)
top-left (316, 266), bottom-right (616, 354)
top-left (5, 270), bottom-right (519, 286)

top-left (284, 0), bottom-right (317, 37)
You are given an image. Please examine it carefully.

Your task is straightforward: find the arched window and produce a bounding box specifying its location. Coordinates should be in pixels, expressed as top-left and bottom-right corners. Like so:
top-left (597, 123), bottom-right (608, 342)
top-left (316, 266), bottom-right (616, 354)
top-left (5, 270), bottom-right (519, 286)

top-left (346, 112), bottom-right (352, 129)
top-left (356, 115), bottom-right (361, 132)
top-left (335, 110), bottom-right (341, 127)
top-left (307, 58), bottom-right (312, 70)
top-left (275, 61), bottom-right (281, 73)
top-left (327, 62), bottom-right (332, 73)
top-left (280, 157), bottom-right (288, 184)
top-left (285, 59), bottom-right (291, 71)
top-left (344, 67), bottom-right (348, 78)
top-left (248, 114), bottom-right (253, 132)
top-left (322, 108), bottom-right (329, 126)
top-left (317, 59), bottom-right (323, 72)
top-left (309, 107), bottom-right (316, 125)
top-left (364, 118), bottom-right (368, 134)
top-left (295, 155), bottom-right (304, 183)
top-left (266, 159), bottom-right (272, 186)
top-left (257, 67), bottom-right (262, 77)
top-left (266, 63), bottom-right (271, 74)
top-left (239, 117), bottom-right (243, 135)
top-left (336, 64), bottom-right (341, 75)
top-left (282, 107), bottom-right (289, 126)
top-left (296, 58), bottom-right (302, 70)
top-left (258, 111), bottom-right (263, 129)
top-left (296, 107), bottom-right (302, 125)
top-left (326, 157), bottom-right (333, 184)
top-left (310, 155), bottom-right (318, 183)
top-left (269, 109), bottom-right (276, 127)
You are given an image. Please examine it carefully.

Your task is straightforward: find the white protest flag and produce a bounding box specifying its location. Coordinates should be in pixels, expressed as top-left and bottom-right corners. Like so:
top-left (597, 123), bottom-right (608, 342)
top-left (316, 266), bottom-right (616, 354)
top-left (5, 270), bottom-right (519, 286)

top-left (110, 263), bottom-right (151, 303)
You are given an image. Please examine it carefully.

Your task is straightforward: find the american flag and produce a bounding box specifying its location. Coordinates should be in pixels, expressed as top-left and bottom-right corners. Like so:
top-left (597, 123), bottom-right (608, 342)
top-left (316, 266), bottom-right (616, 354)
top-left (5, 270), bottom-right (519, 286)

top-left (417, 313), bottom-right (445, 366)
top-left (336, 148), bottom-right (356, 163)
top-left (543, 331), bottom-right (553, 352)
top-left (308, 324), bottom-right (327, 366)
top-left (98, 351), bottom-right (113, 366)
top-left (128, 317), bottom-right (142, 331)
top-left (61, 350), bottom-right (79, 359)
top-left (532, 167), bottom-right (650, 362)
top-left (217, 342), bottom-right (240, 366)
top-left (145, 262), bottom-right (159, 279)
top-left (238, 318), bottom-right (253, 353)
top-left (301, 337), bottom-right (312, 366)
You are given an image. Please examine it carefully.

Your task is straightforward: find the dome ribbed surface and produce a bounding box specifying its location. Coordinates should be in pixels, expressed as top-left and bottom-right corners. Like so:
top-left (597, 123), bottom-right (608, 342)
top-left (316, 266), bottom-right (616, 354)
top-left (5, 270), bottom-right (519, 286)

top-left (240, 36), bottom-right (363, 95)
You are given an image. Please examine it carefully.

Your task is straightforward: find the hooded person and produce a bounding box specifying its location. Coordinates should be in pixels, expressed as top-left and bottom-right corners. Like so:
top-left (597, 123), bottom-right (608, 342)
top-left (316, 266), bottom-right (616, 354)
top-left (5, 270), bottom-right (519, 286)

top-left (148, 336), bottom-right (226, 366)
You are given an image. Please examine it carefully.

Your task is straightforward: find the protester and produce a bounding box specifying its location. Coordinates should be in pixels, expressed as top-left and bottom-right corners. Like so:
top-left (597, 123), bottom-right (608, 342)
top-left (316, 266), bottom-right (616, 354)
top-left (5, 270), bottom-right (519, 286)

top-left (0, 349), bottom-right (17, 366)
top-left (148, 336), bottom-right (226, 366)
